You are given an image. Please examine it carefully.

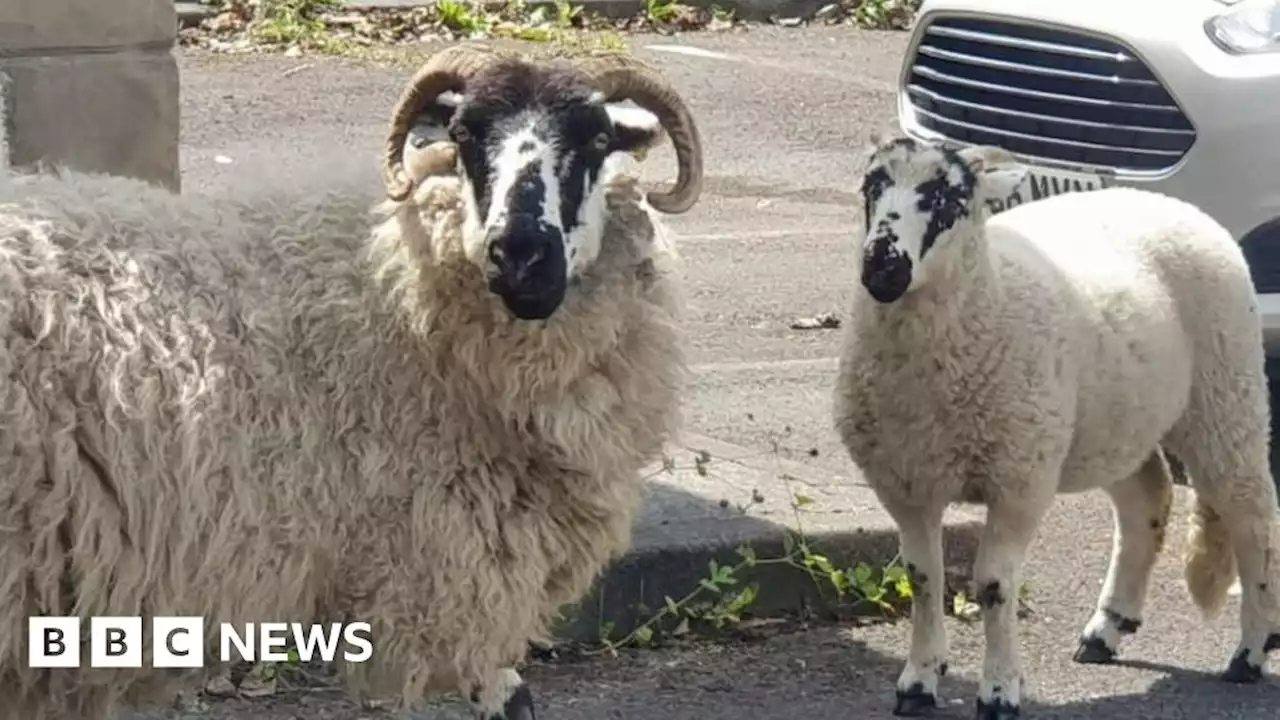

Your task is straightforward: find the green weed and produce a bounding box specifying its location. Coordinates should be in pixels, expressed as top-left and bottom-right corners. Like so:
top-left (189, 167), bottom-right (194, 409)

top-left (586, 428), bottom-right (1034, 655)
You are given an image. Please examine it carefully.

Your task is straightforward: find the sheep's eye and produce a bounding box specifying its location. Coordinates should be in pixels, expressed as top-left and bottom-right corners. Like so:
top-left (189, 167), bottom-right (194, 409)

top-left (590, 132), bottom-right (611, 151)
top-left (451, 126), bottom-right (472, 144)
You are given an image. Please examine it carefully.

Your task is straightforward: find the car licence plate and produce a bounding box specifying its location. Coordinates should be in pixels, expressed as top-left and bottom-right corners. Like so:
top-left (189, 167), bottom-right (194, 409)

top-left (985, 166), bottom-right (1115, 215)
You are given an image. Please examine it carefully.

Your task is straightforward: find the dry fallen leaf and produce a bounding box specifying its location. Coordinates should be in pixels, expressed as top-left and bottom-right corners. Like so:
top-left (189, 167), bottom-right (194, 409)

top-left (789, 312), bottom-right (841, 330)
top-left (202, 673), bottom-right (238, 698)
top-left (237, 667), bottom-right (277, 698)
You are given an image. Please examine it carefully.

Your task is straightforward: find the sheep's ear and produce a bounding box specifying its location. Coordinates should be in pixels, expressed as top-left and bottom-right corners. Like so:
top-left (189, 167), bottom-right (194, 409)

top-left (604, 102), bottom-right (665, 161)
top-left (858, 130), bottom-right (886, 168)
top-left (959, 145), bottom-right (1028, 203)
top-left (415, 90), bottom-right (465, 136)
top-left (405, 90), bottom-right (465, 158)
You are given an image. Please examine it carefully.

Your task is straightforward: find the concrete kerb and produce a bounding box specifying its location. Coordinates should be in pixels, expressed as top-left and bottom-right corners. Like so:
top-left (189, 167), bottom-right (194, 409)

top-left (548, 431), bottom-right (987, 645)
top-left (176, 0), bottom-right (841, 29)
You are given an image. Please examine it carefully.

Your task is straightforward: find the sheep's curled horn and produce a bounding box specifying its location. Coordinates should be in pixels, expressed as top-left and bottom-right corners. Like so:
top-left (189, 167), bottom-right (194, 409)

top-left (380, 46), bottom-right (705, 215)
top-left (573, 51), bottom-right (704, 214)
top-left (381, 43), bottom-right (501, 202)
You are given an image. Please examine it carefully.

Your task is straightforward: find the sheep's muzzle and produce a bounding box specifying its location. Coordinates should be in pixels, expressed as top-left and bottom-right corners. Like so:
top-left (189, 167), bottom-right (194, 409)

top-left (862, 235), bottom-right (913, 304)
top-left (484, 215), bottom-right (569, 321)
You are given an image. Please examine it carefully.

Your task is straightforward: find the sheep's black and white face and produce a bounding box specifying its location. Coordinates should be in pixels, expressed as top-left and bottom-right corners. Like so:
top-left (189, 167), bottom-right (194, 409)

top-left (412, 62), bottom-right (667, 321)
top-left (858, 137), bottom-right (1027, 303)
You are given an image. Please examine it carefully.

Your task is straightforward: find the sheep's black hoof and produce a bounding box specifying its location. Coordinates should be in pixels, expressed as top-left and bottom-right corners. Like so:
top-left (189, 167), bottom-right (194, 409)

top-left (1265, 633), bottom-right (1280, 653)
top-left (893, 683), bottom-right (938, 716)
top-left (1221, 650), bottom-right (1264, 684)
top-left (487, 684), bottom-right (536, 720)
top-left (1072, 636), bottom-right (1116, 665)
top-left (975, 697), bottom-right (1020, 720)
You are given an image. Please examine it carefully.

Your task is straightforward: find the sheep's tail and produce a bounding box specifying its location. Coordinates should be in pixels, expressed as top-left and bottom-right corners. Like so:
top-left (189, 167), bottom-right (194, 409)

top-left (1183, 485), bottom-right (1238, 619)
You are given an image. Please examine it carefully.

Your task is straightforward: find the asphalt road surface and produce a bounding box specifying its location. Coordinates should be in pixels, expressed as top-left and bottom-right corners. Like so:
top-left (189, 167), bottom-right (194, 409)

top-left (157, 25), bottom-right (1280, 720)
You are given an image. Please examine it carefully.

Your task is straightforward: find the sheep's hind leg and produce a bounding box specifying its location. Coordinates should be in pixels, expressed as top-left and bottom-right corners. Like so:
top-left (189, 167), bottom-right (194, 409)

top-left (972, 490), bottom-right (1054, 720)
top-left (1202, 473), bottom-right (1280, 684)
top-left (1169, 411), bottom-right (1280, 681)
top-left (1073, 450), bottom-right (1173, 664)
top-left (470, 668), bottom-right (536, 720)
top-left (1165, 338), bottom-right (1280, 683)
top-left (883, 501), bottom-right (949, 717)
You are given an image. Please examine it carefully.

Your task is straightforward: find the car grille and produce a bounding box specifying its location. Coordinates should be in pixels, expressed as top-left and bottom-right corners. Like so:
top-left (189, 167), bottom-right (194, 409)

top-left (902, 15), bottom-right (1196, 173)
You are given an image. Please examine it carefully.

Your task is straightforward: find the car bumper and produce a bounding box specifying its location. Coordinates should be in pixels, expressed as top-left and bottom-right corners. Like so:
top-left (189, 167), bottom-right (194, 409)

top-left (897, 0), bottom-right (1280, 353)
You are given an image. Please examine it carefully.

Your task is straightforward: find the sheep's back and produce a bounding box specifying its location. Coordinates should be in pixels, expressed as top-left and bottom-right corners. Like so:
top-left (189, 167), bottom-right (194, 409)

top-left (985, 186), bottom-right (1257, 490)
top-left (0, 171), bottom-right (327, 716)
top-left (0, 170), bottom-right (270, 440)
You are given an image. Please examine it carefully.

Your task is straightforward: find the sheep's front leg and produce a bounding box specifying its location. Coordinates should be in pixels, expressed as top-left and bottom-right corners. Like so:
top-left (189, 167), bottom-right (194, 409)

top-left (883, 500), bottom-right (949, 717)
top-left (973, 493), bottom-right (1053, 720)
top-left (470, 668), bottom-right (536, 720)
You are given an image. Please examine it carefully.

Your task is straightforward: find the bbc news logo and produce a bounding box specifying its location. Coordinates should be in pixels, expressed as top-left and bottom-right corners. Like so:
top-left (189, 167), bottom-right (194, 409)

top-left (28, 617), bottom-right (373, 668)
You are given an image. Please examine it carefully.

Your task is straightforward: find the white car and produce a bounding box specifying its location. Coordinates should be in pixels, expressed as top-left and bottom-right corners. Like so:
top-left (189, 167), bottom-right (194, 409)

top-left (895, 0), bottom-right (1280, 482)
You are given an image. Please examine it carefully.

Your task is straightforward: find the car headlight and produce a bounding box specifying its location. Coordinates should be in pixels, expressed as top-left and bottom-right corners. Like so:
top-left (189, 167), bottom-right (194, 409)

top-left (1207, 0), bottom-right (1280, 54)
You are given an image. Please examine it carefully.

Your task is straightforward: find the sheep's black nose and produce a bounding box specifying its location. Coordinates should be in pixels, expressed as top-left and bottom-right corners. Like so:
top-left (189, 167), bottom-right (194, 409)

top-left (861, 255), bottom-right (912, 304)
top-left (485, 215), bottom-right (568, 320)
top-left (485, 215), bottom-right (563, 288)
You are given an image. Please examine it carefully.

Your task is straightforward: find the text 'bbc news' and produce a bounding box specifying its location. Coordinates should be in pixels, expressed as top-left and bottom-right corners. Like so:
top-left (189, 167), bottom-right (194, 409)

top-left (28, 617), bottom-right (373, 668)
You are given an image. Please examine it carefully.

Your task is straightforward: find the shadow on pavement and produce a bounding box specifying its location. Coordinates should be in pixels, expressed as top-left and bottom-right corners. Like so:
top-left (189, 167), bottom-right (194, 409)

top-left (1028, 658), bottom-right (1280, 719)
top-left (837, 640), bottom-right (1280, 720)
top-left (528, 607), bottom-right (1277, 720)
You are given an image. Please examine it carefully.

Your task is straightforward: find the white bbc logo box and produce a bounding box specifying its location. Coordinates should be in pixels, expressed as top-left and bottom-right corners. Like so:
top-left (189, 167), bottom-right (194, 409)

top-left (28, 616), bottom-right (205, 668)
top-left (28, 617), bottom-right (372, 668)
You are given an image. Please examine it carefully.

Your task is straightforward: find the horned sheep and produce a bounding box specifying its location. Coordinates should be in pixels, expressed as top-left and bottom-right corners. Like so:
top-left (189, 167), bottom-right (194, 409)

top-left (832, 135), bottom-right (1280, 719)
top-left (0, 44), bottom-right (704, 720)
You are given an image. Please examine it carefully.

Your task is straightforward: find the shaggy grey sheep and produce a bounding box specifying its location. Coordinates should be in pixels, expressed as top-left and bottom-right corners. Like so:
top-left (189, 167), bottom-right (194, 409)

top-left (833, 136), bottom-right (1280, 719)
top-left (0, 44), bottom-right (704, 720)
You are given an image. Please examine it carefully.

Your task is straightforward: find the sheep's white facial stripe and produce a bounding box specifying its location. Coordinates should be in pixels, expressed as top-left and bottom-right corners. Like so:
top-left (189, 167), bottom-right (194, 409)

top-left (483, 120), bottom-right (562, 236)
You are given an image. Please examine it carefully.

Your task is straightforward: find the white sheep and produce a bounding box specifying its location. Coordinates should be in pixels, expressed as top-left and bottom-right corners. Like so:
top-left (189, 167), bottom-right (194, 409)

top-left (0, 43), bottom-right (704, 720)
top-left (832, 135), bottom-right (1280, 719)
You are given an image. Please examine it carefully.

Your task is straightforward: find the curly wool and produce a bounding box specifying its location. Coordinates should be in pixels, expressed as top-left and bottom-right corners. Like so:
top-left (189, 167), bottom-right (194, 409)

top-left (834, 186), bottom-right (1274, 607)
top-left (0, 165), bottom-right (685, 719)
